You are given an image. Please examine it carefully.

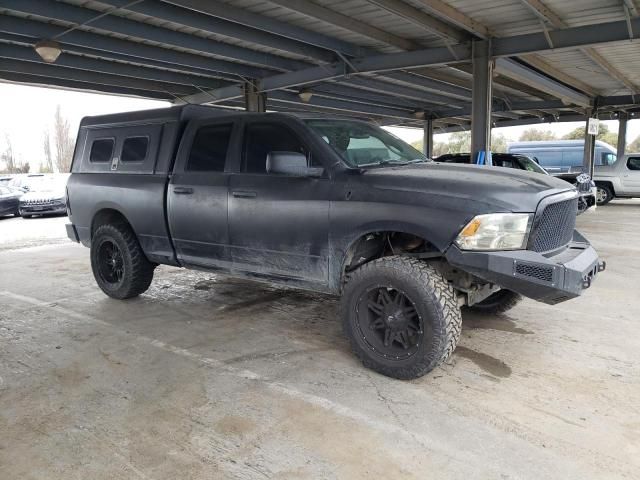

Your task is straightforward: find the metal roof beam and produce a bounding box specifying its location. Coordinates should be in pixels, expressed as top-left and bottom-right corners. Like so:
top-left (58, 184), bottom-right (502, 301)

top-left (263, 0), bottom-right (418, 50)
top-left (165, 0), bottom-right (366, 57)
top-left (0, 0), bottom-right (296, 72)
top-left (494, 58), bottom-right (591, 107)
top-left (520, 0), bottom-right (639, 93)
top-left (0, 70), bottom-right (173, 100)
top-left (411, 0), bottom-right (490, 37)
top-left (366, 0), bottom-right (468, 42)
top-left (0, 16), bottom-right (253, 81)
top-left (0, 40), bottom-right (229, 89)
top-left (0, 58), bottom-right (199, 96)
top-left (94, 0), bottom-right (336, 64)
top-left (181, 16), bottom-right (640, 104)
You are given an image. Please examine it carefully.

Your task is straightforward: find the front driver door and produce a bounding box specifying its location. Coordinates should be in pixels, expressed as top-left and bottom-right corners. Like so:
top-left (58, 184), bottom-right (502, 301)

top-left (227, 121), bottom-right (331, 285)
top-left (168, 120), bottom-right (238, 270)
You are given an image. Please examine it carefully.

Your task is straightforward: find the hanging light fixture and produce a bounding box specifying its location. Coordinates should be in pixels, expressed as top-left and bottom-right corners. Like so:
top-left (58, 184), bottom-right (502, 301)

top-left (34, 39), bottom-right (62, 63)
top-left (298, 88), bottom-right (313, 103)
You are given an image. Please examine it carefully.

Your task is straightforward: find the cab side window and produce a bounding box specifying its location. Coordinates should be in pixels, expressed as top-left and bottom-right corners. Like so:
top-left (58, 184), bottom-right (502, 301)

top-left (186, 124), bottom-right (233, 172)
top-left (627, 157), bottom-right (640, 171)
top-left (242, 123), bottom-right (309, 173)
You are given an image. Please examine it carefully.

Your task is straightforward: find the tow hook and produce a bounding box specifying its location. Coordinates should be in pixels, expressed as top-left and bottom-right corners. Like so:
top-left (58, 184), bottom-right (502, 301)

top-left (582, 276), bottom-right (592, 289)
top-left (583, 261), bottom-right (606, 289)
top-left (598, 260), bottom-right (606, 272)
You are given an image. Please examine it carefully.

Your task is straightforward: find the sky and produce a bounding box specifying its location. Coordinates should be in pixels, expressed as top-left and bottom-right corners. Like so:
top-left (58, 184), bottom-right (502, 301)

top-left (2, 82), bottom-right (640, 170)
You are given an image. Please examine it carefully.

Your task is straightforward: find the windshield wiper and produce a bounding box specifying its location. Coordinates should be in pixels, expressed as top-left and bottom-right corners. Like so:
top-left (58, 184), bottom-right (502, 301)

top-left (357, 159), bottom-right (412, 168)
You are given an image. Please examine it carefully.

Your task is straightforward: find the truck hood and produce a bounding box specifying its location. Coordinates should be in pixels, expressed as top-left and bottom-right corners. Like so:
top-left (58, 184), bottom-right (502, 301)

top-left (358, 162), bottom-right (574, 213)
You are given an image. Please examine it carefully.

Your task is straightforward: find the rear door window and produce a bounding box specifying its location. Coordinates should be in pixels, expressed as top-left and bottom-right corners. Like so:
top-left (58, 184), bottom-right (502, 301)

top-left (186, 124), bottom-right (233, 172)
top-left (89, 138), bottom-right (114, 163)
top-left (601, 152), bottom-right (617, 166)
top-left (627, 157), bottom-right (640, 170)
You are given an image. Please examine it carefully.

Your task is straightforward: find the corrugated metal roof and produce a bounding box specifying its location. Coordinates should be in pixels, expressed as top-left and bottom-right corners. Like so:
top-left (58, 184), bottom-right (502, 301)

top-left (0, 0), bottom-right (639, 128)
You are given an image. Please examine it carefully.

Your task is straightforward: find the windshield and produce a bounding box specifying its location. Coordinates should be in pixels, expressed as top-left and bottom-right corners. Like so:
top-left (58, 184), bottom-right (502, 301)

top-left (28, 176), bottom-right (68, 193)
top-left (305, 119), bottom-right (427, 167)
top-left (516, 155), bottom-right (547, 174)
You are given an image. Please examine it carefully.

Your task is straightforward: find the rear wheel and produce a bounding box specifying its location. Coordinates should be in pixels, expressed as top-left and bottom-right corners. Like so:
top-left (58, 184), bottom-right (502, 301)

top-left (341, 257), bottom-right (461, 379)
top-left (596, 184), bottom-right (613, 205)
top-left (467, 289), bottom-right (522, 315)
top-left (90, 223), bottom-right (155, 299)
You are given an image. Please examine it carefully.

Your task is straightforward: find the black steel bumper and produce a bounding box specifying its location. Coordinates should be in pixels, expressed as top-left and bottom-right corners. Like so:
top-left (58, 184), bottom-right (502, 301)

top-left (445, 230), bottom-right (605, 305)
top-left (19, 204), bottom-right (67, 215)
top-left (66, 223), bottom-right (80, 243)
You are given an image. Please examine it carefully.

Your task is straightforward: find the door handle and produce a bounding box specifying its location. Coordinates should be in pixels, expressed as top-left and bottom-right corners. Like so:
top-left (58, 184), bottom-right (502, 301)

top-left (232, 190), bottom-right (257, 198)
top-left (173, 186), bottom-right (194, 194)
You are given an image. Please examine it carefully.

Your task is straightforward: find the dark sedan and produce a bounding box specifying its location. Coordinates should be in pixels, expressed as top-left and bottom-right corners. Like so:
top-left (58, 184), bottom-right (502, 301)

top-left (0, 186), bottom-right (22, 217)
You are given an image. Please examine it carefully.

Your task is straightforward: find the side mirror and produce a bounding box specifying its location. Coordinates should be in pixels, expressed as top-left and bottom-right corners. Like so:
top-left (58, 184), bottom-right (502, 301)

top-left (266, 151), bottom-right (324, 177)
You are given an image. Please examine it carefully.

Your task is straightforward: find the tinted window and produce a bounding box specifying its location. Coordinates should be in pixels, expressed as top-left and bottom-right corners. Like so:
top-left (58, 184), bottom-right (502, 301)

top-left (526, 150), bottom-right (562, 168)
top-left (121, 136), bottom-right (149, 162)
top-left (601, 152), bottom-right (617, 166)
top-left (243, 123), bottom-right (308, 173)
top-left (187, 124), bottom-right (232, 172)
top-left (89, 138), bottom-right (114, 163)
top-left (628, 157), bottom-right (640, 171)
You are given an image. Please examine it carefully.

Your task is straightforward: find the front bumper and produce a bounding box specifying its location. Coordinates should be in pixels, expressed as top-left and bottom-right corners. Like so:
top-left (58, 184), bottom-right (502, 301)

top-left (446, 230), bottom-right (604, 305)
top-left (19, 202), bottom-right (67, 215)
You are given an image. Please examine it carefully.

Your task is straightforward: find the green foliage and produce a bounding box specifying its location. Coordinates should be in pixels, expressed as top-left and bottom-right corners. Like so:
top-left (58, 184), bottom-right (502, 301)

top-left (413, 131), bottom-right (508, 157)
top-left (563, 123), bottom-right (617, 148)
top-left (628, 135), bottom-right (640, 152)
top-left (519, 128), bottom-right (557, 141)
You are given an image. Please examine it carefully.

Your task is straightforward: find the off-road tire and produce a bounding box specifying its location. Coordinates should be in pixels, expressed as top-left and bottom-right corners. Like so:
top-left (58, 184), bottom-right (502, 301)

top-left (467, 289), bottom-right (522, 315)
top-left (341, 256), bottom-right (462, 380)
top-left (596, 184), bottom-right (613, 205)
top-left (90, 222), bottom-right (155, 299)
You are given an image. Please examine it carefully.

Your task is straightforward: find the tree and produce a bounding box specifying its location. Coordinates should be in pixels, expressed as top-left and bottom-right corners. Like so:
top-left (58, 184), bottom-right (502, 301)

top-left (0, 135), bottom-right (16, 173)
top-left (627, 135), bottom-right (640, 152)
top-left (413, 130), bottom-right (510, 156)
top-left (41, 130), bottom-right (54, 173)
top-left (563, 123), bottom-right (617, 147)
top-left (491, 132), bottom-right (508, 153)
top-left (519, 128), bottom-right (557, 141)
top-left (15, 162), bottom-right (30, 174)
top-left (53, 105), bottom-right (75, 173)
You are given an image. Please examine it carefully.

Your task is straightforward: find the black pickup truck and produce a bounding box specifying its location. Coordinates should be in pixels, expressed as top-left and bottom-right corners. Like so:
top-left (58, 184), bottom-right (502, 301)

top-left (66, 105), bottom-right (604, 379)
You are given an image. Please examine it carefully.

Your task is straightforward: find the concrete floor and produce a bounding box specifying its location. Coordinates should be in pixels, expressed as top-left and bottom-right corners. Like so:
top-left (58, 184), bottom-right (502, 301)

top-left (0, 203), bottom-right (638, 479)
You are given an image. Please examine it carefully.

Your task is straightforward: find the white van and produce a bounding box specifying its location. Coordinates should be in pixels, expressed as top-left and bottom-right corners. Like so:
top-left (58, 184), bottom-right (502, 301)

top-left (507, 140), bottom-right (617, 174)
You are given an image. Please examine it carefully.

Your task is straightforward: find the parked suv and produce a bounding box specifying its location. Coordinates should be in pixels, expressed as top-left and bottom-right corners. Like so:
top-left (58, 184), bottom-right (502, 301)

top-left (65, 106), bottom-right (604, 379)
top-left (592, 154), bottom-right (640, 204)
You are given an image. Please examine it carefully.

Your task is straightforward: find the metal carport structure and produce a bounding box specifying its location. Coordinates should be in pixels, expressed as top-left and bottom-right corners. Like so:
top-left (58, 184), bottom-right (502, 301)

top-left (1, 0), bottom-right (640, 172)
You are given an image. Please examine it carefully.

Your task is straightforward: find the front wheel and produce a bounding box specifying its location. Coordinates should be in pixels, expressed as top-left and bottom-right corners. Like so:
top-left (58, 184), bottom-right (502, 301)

top-left (341, 257), bottom-right (462, 380)
top-left (90, 223), bottom-right (155, 299)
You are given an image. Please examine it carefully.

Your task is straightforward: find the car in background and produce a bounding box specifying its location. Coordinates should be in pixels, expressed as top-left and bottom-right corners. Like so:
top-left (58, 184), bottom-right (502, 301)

top-left (0, 185), bottom-right (22, 217)
top-left (18, 174), bottom-right (69, 218)
top-left (507, 140), bottom-right (617, 174)
top-left (435, 152), bottom-right (595, 213)
top-left (592, 153), bottom-right (640, 204)
top-left (6, 173), bottom-right (47, 192)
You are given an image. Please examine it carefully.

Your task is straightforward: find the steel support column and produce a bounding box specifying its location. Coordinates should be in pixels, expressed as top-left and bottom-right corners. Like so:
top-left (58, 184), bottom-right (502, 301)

top-left (244, 81), bottom-right (266, 112)
top-left (583, 110), bottom-right (597, 177)
top-left (617, 113), bottom-right (628, 160)
top-left (423, 117), bottom-right (434, 158)
top-left (471, 40), bottom-right (493, 162)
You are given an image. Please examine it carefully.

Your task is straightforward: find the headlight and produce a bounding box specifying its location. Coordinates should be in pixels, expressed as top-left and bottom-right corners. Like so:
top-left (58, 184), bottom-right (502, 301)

top-left (455, 213), bottom-right (533, 251)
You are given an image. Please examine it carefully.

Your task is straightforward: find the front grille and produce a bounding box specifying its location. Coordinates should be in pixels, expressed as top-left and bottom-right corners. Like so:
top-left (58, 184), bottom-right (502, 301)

top-left (515, 263), bottom-right (553, 282)
top-left (529, 197), bottom-right (578, 252)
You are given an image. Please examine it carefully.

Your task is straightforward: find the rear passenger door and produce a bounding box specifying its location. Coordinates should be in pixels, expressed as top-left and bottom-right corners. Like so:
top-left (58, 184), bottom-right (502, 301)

top-left (227, 120), bottom-right (331, 285)
top-left (168, 120), bottom-right (239, 269)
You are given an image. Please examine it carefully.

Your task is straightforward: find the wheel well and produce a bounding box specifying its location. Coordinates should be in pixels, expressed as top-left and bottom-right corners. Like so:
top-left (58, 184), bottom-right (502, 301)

top-left (342, 231), bottom-right (439, 278)
top-left (595, 180), bottom-right (615, 195)
top-left (91, 209), bottom-right (131, 237)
